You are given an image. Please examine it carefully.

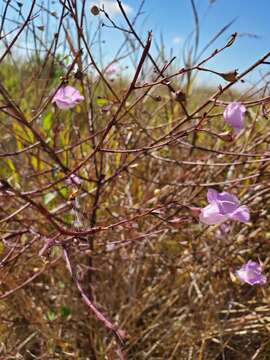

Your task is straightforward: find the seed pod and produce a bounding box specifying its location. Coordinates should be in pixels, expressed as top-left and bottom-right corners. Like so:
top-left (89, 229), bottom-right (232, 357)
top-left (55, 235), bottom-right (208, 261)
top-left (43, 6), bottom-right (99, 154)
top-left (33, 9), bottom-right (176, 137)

top-left (174, 90), bottom-right (186, 102)
top-left (91, 5), bottom-right (100, 16)
top-left (219, 70), bottom-right (238, 82)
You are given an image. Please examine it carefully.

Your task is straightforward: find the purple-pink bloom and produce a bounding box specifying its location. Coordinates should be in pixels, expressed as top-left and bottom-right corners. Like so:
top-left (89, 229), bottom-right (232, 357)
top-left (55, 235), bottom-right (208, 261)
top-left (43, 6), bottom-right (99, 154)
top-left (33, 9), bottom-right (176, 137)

top-left (52, 85), bottom-right (84, 110)
top-left (223, 102), bottom-right (246, 134)
top-left (66, 174), bottom-right (82, 186)
top-left (199, 188), bottom-right (249, 225)
top-left (106, 64), bottom-right (117, 75)
top-left (236, 260), bottom-right (266, 285)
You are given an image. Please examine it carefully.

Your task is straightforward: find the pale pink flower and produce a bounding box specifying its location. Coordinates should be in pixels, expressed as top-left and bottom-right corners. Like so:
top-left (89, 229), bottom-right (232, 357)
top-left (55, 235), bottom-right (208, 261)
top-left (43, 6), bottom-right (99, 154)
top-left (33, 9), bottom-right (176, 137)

top-left (223, 102), bottom-right (246, 134)
top-left (199, 188), bottom-right (249, 225)
top-left (52, 85), bottom-right (84, 110)
top-left (236, 261), bottom-right (266, 285)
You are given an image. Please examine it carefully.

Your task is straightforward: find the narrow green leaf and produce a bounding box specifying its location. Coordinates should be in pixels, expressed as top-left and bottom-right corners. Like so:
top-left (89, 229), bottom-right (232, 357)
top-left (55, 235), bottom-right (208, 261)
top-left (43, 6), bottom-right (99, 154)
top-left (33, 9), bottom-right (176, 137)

top-left (44, 192), bottom-right (57, 205)
top-left (96, 98), bottom-right (108, 107)
top-left (43, 112), bottom-right (53, 131)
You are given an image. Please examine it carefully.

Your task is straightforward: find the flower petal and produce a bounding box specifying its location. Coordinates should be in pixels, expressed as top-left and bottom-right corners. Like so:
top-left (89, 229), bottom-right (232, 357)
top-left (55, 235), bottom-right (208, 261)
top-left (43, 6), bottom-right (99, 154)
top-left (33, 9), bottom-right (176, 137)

top-left (218, 200), bottom-right (239, 215)
top-left (223, 102), bottom-right (246, 134)
top-left (199, 202), bottom-right (228, 225)
top-left (207, 188), bottom-right (219, 203)
top-left (217, 191), bottom-right (239, 205)
top-left (52, 86), bottom-right (84, 110)
top-left (229, 205), bottom-right (250, 223)
top-left (54, 99), bottom-right (76, 109)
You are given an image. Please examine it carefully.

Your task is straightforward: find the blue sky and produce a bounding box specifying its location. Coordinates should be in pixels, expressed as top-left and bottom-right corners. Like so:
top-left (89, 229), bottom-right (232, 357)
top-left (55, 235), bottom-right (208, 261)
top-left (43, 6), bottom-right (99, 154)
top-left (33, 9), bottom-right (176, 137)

top-left (4, 0), bottom-right (270, 85)
top-left (149, 0), bottom-right (270, 69)
top-left (96, 0), bottom-right (270, 84)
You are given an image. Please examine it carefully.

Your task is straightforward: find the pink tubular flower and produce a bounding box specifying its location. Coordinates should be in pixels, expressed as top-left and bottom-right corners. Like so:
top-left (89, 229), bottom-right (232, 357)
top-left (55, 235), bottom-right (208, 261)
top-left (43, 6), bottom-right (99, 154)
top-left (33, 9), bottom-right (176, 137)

top-left (236, 261), bottom-right (266, 285)
top-left (52, 85), bottom-right (84, 110)
top-left (199, 188), bottom-right (249, 225)
top-left (223, 102), bottom-right (246, 134)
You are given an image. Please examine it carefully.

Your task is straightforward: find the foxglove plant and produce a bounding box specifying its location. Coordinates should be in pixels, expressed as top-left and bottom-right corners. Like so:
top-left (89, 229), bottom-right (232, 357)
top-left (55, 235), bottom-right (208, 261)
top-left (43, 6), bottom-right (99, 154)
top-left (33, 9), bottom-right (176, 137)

top-left (223, 102), bottom-right (246, 134)
top-left (199, 188), bottom-right (249, 225)
top-left (236, 261), bottom-right (266, 285)
top-left (52, 85), bottom-right (84, 110)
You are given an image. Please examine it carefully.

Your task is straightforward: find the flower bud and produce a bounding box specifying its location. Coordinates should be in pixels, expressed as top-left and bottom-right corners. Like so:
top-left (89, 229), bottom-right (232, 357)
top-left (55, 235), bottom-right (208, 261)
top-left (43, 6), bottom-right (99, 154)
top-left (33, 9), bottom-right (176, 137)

top-left (226, 32), bottom-right (237, 47)
top-left (218, 131), bottom-right (233, 142)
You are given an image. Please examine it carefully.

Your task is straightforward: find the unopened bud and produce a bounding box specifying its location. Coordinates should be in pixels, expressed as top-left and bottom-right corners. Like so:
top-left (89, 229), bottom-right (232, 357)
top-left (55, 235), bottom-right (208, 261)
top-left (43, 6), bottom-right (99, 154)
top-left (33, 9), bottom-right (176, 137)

top-left (218, 131), bottom-right (233, 142)
top-left (226, 32), bottom-right (237, 48)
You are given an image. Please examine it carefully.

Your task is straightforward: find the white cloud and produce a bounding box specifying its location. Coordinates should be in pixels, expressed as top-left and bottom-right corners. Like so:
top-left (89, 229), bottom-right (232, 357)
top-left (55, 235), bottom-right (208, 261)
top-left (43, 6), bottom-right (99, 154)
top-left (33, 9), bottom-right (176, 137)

top-left (172, 36), bottom-right (183, 45)
top-left (98, 1), bottom-right (133, 17)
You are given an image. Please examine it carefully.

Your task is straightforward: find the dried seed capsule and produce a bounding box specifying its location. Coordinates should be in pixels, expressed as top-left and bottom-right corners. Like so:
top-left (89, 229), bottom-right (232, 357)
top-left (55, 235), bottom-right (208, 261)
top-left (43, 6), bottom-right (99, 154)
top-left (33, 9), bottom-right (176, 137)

top-left (91, 5), bottom-right (100, 16)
